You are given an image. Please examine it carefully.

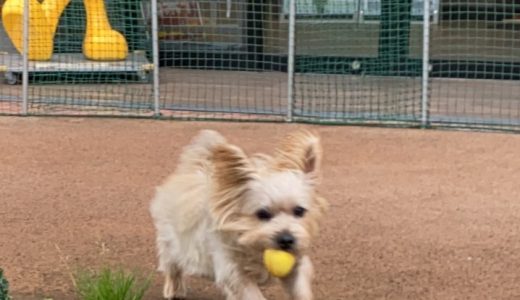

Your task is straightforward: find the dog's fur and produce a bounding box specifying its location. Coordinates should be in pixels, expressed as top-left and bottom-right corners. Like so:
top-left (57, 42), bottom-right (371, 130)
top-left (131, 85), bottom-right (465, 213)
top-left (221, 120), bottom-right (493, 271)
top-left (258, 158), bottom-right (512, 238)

top-left (150, 129), bottom-right (328, 300)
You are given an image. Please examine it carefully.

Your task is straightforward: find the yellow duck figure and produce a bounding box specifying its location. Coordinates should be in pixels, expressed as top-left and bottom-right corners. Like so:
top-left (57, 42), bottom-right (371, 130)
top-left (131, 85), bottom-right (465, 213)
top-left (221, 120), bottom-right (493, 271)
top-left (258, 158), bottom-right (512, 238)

top-left (2, 0), bottom-right (128, 61)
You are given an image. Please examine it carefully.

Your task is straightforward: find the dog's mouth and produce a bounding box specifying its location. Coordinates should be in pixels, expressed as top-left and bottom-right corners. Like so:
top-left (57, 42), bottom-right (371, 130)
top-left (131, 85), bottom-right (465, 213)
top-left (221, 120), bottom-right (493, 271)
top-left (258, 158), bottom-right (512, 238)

top-left (266, 243), bottom-right (301, 257)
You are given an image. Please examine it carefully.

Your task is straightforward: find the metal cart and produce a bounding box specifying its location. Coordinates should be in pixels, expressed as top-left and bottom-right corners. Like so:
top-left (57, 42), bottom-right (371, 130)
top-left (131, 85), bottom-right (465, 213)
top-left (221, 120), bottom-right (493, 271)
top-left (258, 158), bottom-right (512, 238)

top-left (0, 50), bottom-right (153, 85)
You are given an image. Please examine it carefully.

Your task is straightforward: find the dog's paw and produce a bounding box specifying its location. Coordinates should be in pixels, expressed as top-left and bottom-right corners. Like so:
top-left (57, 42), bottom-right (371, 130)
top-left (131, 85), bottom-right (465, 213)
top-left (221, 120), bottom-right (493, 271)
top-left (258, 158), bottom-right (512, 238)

top-left (163, 277), bottom-right (187, 300)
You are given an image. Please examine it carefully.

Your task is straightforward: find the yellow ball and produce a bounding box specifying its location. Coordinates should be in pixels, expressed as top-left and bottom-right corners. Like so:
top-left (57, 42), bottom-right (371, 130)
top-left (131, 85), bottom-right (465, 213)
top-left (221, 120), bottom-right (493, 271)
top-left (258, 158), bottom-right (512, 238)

top-left (263, 249), bottom-right (296, 278)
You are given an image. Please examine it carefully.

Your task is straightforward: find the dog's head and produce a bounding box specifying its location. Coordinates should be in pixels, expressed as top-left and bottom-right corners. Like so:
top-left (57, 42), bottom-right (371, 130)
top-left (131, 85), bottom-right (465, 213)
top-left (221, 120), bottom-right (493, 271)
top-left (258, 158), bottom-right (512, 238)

top-left (210, 130), bottom-right (328, 256)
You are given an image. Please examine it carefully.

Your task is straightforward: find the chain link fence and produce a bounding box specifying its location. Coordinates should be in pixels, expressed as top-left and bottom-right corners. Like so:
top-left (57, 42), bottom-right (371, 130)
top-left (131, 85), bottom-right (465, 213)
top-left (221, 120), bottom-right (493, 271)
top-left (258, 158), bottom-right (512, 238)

top-left (0, 0), bottom-right (519, 131)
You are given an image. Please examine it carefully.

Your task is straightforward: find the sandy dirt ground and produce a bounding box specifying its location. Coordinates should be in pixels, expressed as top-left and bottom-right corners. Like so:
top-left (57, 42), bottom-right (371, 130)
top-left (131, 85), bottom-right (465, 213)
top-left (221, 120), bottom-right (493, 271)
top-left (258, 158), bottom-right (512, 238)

top-left (1, 117), bottom-right (520, 300)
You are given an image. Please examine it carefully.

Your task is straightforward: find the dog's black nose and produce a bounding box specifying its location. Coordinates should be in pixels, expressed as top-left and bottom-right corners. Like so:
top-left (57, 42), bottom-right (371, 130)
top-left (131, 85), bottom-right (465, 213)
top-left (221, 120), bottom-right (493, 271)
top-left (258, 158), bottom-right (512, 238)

top-left (276, 232), bottom-right (295, 250)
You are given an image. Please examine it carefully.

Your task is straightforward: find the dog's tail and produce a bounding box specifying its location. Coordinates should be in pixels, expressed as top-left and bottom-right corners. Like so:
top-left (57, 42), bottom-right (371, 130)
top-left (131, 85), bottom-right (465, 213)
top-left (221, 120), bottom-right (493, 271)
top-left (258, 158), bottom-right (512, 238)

top-left (176, 130), bottom-right (227, 172)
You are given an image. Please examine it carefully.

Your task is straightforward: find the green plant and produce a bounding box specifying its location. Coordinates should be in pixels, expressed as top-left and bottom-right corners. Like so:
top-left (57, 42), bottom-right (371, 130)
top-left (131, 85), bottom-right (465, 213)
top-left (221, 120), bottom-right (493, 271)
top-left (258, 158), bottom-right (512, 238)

top-left (0, 268), bottom-right (10, 300)
top-left (75, 267), bottom-right (151, 300)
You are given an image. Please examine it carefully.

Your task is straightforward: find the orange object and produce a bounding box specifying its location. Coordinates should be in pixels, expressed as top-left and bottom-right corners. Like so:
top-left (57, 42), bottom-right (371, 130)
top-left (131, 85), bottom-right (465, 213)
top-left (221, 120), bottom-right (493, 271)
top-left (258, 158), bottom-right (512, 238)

top-left (1, 0), bottom-right (128, 61)
top-left (82, 0), bottom-right (128, 61)
top-left (2, 0), bottom-right (70, 60)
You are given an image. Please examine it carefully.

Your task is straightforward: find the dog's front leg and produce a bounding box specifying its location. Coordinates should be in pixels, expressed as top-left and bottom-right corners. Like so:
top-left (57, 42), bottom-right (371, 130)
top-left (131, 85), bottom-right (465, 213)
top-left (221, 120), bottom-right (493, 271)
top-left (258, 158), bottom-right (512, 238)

top-left (221, 281), bottom-right (266, 300)
top-left (282, 255), bottom-right (314, 300)
top-left (212, 250), bottom-right (266, 300)
top-left (216, 270), bottom-right (265, 300)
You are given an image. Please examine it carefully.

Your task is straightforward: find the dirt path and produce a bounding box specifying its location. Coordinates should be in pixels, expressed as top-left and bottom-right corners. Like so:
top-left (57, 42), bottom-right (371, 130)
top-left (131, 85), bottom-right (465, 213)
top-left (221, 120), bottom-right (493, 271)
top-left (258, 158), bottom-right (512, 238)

top-left (1, 117), bottom-right (519, 299)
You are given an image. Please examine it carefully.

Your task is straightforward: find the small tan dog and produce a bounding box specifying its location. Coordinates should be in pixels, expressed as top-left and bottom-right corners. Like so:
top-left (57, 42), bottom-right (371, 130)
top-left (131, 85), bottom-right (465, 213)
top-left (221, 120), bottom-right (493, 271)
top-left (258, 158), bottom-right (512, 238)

top-left (150, 129), bottom-right (328, 300)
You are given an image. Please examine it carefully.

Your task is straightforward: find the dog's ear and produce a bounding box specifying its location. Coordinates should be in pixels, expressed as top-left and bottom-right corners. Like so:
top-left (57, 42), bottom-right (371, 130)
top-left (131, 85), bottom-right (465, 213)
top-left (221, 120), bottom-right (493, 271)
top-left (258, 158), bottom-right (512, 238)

top-left (306, 195), bottom-right (330, 237)
top-left (275, 130), bottom-right (322, 180)
top-left (211, 144), bottom-right (254, 228)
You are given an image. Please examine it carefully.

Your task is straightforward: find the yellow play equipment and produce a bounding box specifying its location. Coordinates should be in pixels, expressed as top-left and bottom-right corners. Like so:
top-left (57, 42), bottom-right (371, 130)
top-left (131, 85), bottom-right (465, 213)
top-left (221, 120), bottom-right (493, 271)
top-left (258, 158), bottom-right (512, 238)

top-left (82, 0), bottom-right (128, 61)
top-left (1, 0), bottom-right (128, 61)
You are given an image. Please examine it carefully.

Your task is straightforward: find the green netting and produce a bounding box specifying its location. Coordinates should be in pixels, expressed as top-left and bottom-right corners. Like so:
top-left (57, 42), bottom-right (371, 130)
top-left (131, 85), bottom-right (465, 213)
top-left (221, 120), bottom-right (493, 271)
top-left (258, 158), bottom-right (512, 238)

top-left (292, 0), bottom-right (425, 124)
top-left (0, 0), bottom-right (519, 131)
top-left (25, 0), bottom-right (152, 115)
top-left (0, 0), bottom-right (22, 114)
top-left (156, 1), bottom-right (288, 121)
top-left (428, 0), bottom-right (520, 130)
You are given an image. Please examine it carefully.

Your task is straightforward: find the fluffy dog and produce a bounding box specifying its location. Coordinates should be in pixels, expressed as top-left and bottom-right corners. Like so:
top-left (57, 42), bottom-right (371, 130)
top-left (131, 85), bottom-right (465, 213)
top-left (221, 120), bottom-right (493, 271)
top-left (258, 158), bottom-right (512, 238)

top-left (149, 129), bottom-right (328, 300)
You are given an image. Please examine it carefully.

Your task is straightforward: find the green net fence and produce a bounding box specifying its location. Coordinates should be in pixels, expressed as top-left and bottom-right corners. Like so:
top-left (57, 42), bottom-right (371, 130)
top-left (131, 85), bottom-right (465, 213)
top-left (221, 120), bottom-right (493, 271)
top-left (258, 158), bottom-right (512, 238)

top-left (429, 0), bottom-right (520, 130)
top-left (0, 0), bottom-right (519, 132)
top-left (27, 0), bottom-right (153, 116)
top-left (1, 0), bottom-right (153, 116)
top-left (155, 1), bottom-right (288, 120)
top-left (0, 0), bottom-right (21, 114)
top-left (292, 0), bottom-right (426, 124)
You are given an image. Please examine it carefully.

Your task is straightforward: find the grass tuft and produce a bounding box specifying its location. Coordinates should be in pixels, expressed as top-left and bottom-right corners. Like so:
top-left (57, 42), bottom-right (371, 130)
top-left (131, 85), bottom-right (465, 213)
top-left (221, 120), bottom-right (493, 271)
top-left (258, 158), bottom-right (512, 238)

top-left (0, 268), bottom-right (10, 300)
top-left (75, 267), bottom-right (151, 300)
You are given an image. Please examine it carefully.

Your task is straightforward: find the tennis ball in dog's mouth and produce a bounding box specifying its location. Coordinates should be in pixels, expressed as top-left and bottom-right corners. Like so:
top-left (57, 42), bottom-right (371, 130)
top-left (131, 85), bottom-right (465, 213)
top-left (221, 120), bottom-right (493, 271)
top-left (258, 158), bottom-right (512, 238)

top-left (263, 249), bottom-right (296, 278)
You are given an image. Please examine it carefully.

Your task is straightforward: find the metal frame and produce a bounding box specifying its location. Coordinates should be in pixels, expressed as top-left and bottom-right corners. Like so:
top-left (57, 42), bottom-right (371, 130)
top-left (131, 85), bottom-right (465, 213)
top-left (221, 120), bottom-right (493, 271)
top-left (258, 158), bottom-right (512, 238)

top-left (286, 0), bottom-right (296, 122)
top-left (1, 52), bottom-right (152, 85)
top-left (21, 0), bottom-right (29, 114)
top-left (420, 0), bottom-right (430, 127)
top-left (151, 0), bottom-right (160, 116)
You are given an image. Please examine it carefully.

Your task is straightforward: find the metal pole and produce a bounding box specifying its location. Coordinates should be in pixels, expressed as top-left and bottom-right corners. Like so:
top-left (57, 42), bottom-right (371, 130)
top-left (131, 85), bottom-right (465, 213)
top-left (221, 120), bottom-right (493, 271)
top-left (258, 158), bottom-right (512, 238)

top-left (286, 0), bottom-right (296, 122)
top-left (21, 0), bottom-right (29, 115)
top-left (151, 0), bottom-right (160, 116)
top-left (421, 0), bottom-right (431, 128)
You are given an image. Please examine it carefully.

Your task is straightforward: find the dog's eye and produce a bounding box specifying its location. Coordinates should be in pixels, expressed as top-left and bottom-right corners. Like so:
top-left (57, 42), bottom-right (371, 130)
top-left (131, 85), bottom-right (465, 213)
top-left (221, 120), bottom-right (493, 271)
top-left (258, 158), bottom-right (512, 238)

top-left (256, 209), bottom-right (273, 221)
top-left (293, 206), bottom-right (307, 218)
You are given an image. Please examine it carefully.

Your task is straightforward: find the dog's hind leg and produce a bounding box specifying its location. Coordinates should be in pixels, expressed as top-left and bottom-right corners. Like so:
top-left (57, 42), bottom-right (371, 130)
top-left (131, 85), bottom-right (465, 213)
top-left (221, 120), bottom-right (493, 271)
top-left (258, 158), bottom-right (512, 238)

top-left (162, 263), bottom-right (187, 300)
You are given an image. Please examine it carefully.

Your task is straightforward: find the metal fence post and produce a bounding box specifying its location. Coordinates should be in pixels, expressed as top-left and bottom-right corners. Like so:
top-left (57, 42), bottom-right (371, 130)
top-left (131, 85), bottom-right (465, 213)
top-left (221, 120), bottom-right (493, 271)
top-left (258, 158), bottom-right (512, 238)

top-left (21, 0), bottom-right (29, 115)
top-left (151, 0), bottom-right (160, 116)
top-left (286, 0), bottom-right (296, 122)
top-left (421, 0), bottom-right (431, 127)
